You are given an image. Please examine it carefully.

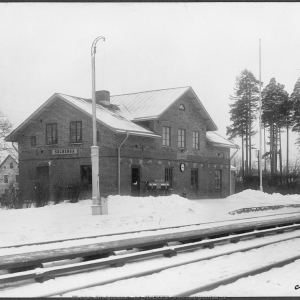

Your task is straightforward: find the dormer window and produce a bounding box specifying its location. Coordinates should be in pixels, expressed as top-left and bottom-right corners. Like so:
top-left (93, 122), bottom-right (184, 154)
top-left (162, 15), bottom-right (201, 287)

top-left (179, 104), bottom-right (185, 111)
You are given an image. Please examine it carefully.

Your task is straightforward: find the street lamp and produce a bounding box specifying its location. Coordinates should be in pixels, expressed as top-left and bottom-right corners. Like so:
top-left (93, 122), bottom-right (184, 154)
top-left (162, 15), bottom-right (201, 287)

top-left (91, 36), bottom-right (105, 215)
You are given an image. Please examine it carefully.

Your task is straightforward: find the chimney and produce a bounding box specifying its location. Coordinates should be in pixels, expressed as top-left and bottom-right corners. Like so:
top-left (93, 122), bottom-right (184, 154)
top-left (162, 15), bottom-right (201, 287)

top-left (96, 90), bottom-right (110, 107)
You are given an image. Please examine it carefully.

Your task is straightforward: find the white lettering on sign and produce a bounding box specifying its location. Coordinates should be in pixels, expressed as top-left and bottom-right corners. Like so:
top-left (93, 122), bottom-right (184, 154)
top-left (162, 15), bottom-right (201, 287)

top-left (52, 149), bottom-right (78, 155)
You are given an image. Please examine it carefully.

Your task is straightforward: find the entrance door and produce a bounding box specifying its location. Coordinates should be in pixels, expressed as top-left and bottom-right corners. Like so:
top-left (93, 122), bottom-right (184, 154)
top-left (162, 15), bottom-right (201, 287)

top-left (36, 166), bottom-right (49, 201)
top-left (131, 166), bottom-right (140, 197)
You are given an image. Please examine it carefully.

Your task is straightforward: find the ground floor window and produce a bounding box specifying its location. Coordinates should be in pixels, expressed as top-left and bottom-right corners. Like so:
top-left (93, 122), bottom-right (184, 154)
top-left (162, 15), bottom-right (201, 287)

top-left (165, 168), bottom-right (173, 188)
top-left (215, 170), bottom-right (221, 189)
top-left (4, 175), bottom-right (8, 183)
top-left (191, 169), bottom-right (198, 189)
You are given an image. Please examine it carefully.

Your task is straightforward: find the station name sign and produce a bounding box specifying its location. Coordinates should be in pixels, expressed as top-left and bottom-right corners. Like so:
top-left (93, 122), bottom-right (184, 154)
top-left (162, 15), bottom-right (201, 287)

top-left (52, 149), bottom-right (78, 155)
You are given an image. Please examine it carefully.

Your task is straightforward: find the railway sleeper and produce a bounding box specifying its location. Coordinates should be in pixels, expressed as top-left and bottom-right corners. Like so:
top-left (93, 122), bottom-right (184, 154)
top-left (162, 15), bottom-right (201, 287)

top-left (9, 263), bottom-right (43, 274)
top-left (35, 275), bottom-right (55, 283)
top-left (82, 252), bottom-right (115, 262)
top-left (203, 243), bottom-right (214, 249)
top-left (138, 243), bottom-right (167, 251)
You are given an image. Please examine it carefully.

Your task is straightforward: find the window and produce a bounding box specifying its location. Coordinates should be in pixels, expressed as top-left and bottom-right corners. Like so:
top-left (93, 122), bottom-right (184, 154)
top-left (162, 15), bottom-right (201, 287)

top-left (178, 129), bottom-right (186, 148)
top-left (3, 166), bottom-right (6, 169)
top-left (46, 123), bottom-right (58, 145)
top-left (179, 104), bottom-right (185, 111)
top-left (31, 136), bottom-right (36, 146)
top-left (70, 121), bottom-right (82, 143)
top-left (10, 162), bottom-right (13, 169)
top-left (165, 168), bottom-right (173, 188)
top-left (4, 175), bottom-right (8, 183)
top-left (16, 175), bottom-right (19, 183)
top-left (191, 169), bottom-right (198, 189)
top-left (97, 131), bottom-right (100, 142)
top-left (163, 127), bottom-right (171, 147)
top-left (215, 170), bottom-right (221, 189)
top-left (193, 131), bottom-right (199, 150)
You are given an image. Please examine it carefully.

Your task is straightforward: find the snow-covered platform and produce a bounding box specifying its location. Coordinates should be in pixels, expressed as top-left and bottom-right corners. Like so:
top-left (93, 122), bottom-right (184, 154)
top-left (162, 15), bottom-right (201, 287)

top-left (0, 189), bottom-right (300, 249)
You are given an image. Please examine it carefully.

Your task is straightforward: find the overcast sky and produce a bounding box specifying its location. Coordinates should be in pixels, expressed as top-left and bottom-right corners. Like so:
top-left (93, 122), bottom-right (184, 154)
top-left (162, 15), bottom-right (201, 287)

top-left (1, 3), bottom-right (300, 162)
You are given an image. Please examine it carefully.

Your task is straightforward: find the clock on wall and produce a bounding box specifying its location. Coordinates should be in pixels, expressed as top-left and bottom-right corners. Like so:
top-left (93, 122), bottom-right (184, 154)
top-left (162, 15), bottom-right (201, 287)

top-left (180, 163), bottom-right (185, 172)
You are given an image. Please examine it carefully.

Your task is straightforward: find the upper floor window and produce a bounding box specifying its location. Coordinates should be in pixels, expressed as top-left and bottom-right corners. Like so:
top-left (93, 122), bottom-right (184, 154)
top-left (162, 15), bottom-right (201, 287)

top-left (4, 175), bottom-right (8, 183)
top-left (179, 104), bottom-right (185, 111)
top-left (178, 129), bottom-right (186, 148)
top-left (191, 169), bottom-right (198, 190)
top-left (10, 162), bottom-right (13, 169)
top-left (163, 126), bottom-right (171, 147)
top-left (31, 136), bottom-right (36, 146)
top-left (46, 123), bottom-right (58, 145)
top-left (215, 170), bottom-right (221, 189)
top-left (3, 166), bottom-right (6, 169)
top-left (193, 131), bottom-right (199, 150)
top-left (70, 121), bottom-right (82, 143)
top-left (97, 131), bottom-right (100, 143)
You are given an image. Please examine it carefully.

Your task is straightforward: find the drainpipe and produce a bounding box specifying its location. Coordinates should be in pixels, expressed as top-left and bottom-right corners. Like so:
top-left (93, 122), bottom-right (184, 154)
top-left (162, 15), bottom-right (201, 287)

top-left (118, 131), bottom-right (129, 195)
top-left (229, 146), bottom-right (239, 195)
top-left (12, 142), bottom-right (18, 153)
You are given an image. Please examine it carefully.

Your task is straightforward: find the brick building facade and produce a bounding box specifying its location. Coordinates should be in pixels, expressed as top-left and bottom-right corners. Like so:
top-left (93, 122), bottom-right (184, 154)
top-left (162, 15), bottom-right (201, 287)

top-left (0, 155), bottom-right (19, 197)
top-left (6, 87), bottom-right (237, 200)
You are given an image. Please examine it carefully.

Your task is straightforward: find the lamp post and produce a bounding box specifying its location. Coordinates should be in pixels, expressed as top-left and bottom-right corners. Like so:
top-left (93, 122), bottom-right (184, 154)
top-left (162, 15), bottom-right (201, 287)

top-left (91, 36), bottom-right (105, 215)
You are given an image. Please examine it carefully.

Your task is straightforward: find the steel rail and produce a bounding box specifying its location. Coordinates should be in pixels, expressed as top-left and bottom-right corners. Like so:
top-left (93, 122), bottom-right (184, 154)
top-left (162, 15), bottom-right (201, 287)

top-left (1, 210), bottom-right (300, 250)
top-left (1, 215), bottom-right (300, 272)
top-left (24, 231), bottom-right (300, 298)
top-left (173, 254), bottom-right (300, 297)
top-left (1, 223), bottom-right (300, 286)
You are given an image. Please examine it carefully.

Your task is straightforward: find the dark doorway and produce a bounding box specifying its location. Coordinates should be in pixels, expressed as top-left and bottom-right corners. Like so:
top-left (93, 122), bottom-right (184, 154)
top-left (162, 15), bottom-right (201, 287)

top-left (36, 166), bottom-right (49, 201)
top-left (131, 166), bottom-right (140, 197)
top-left (81, 165), bottom-right (92, 189)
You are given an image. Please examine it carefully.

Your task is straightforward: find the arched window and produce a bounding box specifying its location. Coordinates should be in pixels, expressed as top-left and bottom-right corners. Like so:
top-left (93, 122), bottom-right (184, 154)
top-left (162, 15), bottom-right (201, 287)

top-left (179, 104), bottom-right (185, 111)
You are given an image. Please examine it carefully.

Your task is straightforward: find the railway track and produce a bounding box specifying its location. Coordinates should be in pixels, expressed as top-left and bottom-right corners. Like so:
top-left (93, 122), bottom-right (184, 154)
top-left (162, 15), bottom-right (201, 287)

top-left (1, 215), bottom-right (300, 297)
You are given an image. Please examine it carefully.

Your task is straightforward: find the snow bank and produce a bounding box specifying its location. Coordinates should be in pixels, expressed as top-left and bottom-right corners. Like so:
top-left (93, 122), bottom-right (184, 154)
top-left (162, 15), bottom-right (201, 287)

top-left (227, 189), bottom-right (300, 204)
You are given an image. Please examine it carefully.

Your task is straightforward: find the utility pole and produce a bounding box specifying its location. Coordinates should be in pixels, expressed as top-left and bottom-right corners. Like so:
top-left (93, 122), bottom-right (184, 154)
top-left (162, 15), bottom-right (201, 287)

top-left (259, 39), bottom-right (263, 192)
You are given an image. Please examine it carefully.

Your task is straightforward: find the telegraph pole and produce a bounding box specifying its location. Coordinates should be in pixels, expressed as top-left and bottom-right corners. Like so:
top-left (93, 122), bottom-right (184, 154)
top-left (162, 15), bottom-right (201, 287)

top-left (259, 39), bottom-right (263, 192)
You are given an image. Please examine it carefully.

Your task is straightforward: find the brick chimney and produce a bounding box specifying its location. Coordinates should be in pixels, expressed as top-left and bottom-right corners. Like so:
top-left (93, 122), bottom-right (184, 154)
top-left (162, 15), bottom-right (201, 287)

top-left (96, 90), bottom-right (110, 107)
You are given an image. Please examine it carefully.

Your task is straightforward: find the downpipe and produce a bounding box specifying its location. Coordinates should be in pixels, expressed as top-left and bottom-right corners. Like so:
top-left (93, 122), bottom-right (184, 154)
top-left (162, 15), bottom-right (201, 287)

top-left (118, 131), bottom-right (129, 195)
top-left (229, 146), bottom-right (239, 195)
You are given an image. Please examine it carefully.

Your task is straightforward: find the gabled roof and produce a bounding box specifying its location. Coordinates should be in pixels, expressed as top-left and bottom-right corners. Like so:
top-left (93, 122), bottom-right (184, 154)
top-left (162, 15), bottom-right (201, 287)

top-left (206, 131), bottom-right (238, 149)
top-left (0, 155), bottom-right (18, 168)
top-left (110, 86), bottom-right (217, 131)
top-left (5, 86), bottom-right (217, 142)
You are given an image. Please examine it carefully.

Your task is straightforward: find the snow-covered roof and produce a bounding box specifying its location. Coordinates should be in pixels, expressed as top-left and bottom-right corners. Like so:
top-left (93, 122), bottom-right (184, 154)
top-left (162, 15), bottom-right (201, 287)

top-left (59, 94), bottom-right (160, 138)
top-left (0, 155), bottom-right (18, 168)
top-left (110, 87), bottom-right (217, 131)
top-left (6, 87), bottom-right (218, 142)
top-left (206, 131), bottom-right (238, 149)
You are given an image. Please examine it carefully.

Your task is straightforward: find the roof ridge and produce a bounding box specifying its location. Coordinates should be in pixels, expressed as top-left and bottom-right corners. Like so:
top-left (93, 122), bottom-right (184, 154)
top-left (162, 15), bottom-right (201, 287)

top-left (111, 86), bottom-right (191, 97)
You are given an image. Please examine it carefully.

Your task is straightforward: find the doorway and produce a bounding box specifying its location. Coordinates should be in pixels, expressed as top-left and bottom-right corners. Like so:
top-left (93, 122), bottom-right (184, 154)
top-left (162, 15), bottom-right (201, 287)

top-left (131, 166), bottom-right (140, 197)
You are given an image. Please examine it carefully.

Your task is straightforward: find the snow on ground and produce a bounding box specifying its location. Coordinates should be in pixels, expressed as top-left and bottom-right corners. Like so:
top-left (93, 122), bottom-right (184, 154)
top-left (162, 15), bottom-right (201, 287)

top-left (1, 189), bottom-right (300, 297)
top-left (1, 190), bottom-right (300, 247)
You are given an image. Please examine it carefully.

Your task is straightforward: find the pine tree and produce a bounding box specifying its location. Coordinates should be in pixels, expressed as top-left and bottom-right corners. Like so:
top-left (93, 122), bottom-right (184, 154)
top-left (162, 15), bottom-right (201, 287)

top-left (291, 78), bottom-right (300, 150)
top-left (227, 69), bottom-right (259, 177)
top-left (261, 78), bottom-right (289, 177)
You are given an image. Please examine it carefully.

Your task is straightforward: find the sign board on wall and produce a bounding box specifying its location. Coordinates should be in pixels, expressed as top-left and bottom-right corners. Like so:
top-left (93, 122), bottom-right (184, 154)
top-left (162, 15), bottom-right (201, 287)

top-left (52, 149), bottom-right (78, 155)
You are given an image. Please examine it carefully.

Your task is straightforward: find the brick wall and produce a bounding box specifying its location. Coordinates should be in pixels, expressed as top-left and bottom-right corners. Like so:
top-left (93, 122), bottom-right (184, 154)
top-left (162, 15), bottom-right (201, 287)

top-left (17, 94), bottom-right (231, 200)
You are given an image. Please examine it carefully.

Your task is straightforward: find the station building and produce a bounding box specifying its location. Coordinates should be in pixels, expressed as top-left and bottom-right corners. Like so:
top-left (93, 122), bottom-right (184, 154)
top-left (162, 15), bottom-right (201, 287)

top-left (5, 86), bottom-right (238, 200)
